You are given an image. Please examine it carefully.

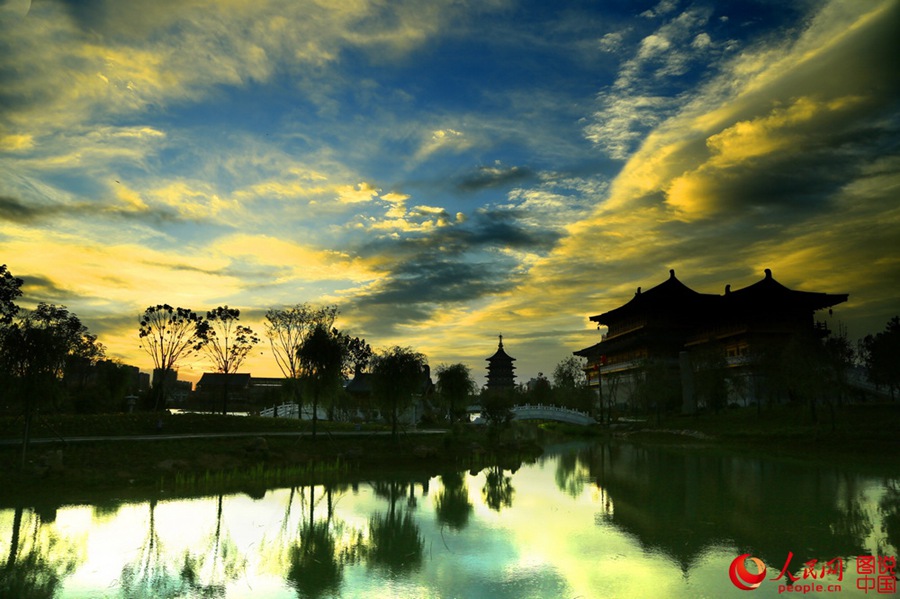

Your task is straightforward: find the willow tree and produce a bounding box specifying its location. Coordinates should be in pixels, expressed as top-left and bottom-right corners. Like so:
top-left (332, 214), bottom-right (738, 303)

top-left (435, 363), bottom-right (475, 424)
top-left (370, 346), bottom-right (428, 442)
top-left (296, 324), bottom-right (345, 437)
top-left (138, 305), bottom-right (207, 410)
top-left (201, 306), bottom-right (260, 415)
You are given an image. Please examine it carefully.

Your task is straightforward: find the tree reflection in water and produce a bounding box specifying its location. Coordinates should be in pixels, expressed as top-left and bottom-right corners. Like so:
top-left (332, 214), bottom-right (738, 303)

top-left (285, 484), bottom-right (362, 599)
top-left (482, 465), bottom-right (515, 511)
top-left (880, 478), bottom-right (900, 555)
top-left (554, 450), bottom-right (589, 498)
top-left (366, 480), bottom-right (424, 575)
top-left (4, 443), bottom-right (896, 597)
top-left (178, 494), bottom-right (247, 597)
top-left (0, 506), bottom-right (79, 599)
top-left (118, 498), bottom-right (184, 598)
top-left (434, 470), bottom-right (473, 531)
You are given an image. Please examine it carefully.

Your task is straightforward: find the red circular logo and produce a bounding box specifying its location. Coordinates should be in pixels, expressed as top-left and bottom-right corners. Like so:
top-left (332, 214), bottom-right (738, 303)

top-left (729, 554), bottom-right (767, 591)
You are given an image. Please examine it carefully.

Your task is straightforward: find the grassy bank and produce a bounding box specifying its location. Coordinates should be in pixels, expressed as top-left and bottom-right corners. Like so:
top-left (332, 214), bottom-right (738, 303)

top-left (0, 411), bottom-right (381, 440)
top-left (3, 403), bottom-right (897, 508)
top-left (599, 401), bottom-right (900, 466)
top-left (0, 414), bottom-right (544, 508)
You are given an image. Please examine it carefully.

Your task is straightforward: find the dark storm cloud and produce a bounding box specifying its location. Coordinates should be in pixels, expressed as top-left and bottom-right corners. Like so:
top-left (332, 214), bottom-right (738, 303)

top-left (349, 257), bottom-right (515, 337)
top-left (87, 312), bottom-right (141, 337)
top-left (456, 165), bottom-right (534, 193)
top-left (470, 208), bottom-right (563, 247)
top-left (0, 195), bottom-right (45, 222)
top-left (348, 207), bottom-right (563, 334)
top-left (0, 193), bottom-right (187, 226)
top-left (20, 274), bottom-right (73, 303)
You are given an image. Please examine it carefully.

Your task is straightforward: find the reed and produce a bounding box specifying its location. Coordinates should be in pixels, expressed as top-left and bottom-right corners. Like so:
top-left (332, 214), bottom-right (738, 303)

top-left (167, 457), bottom-right (353, 493)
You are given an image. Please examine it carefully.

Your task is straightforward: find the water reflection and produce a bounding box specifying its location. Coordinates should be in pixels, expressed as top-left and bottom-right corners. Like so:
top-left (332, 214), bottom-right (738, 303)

top-left (366, 481), bottom-right (424, 576)
top-left (482, 465), bottom-right (515, 512)
top-left (1, 442), bottom-right (898, 598)
top-left (434, 470), bottom-right (473, 531)
top-left (285, 485), bottom-right (360, 598)
top-left (880, 479), bottom-right (900, 554)
top-left (0, 506), bottom-right (79, 599)
top-left (555, 443), bottom-right (890, 576)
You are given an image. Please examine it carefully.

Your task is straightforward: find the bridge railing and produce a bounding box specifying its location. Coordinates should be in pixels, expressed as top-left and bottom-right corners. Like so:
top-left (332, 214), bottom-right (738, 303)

top-left (513, 403), bottom-right (592, 416)
top-left (259, 402), bottom-right (301, 418)
top-left (511, 403), bottom-right (596, 425)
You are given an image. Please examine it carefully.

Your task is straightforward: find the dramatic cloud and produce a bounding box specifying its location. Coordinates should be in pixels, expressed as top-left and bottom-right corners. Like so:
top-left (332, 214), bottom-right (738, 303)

top-left (1, 0), bottom-right (896, 383)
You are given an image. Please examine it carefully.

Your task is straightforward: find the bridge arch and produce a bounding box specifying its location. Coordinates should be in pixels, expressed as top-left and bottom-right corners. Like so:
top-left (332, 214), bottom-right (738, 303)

top-left (510, 404), bottom-right (596, 426)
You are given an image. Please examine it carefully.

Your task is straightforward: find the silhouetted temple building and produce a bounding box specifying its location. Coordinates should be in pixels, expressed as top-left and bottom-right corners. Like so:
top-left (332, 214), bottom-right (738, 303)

top-left (575, 269), bottom-right (848, 411)
top-left (486, 335), bottom-right (516, 392)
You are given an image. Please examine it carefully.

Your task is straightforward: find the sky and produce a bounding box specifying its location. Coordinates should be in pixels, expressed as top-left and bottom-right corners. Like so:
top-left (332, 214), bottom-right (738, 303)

top-left (1, 0), bottom-right (898, 387)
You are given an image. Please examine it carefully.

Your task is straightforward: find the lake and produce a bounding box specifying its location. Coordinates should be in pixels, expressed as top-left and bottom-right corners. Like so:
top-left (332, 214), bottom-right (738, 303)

top-left (1, 440), bottom-right (897, 598)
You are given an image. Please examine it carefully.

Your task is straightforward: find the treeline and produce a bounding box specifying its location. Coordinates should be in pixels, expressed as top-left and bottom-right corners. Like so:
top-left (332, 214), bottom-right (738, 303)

top-left (2, 262), bottom-right (897, 428)
top-left (0, 265), bottom-right (132, 415)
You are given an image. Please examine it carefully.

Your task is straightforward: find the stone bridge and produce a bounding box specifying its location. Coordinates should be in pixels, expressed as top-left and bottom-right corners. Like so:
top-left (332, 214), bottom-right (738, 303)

top-left (510, 404), bottom-right (596, 426)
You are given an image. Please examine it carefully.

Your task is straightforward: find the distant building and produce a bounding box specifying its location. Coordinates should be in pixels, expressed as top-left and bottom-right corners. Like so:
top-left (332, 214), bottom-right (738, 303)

top-left (170, 379), bottom-right (193, 403)
top-left (485, 335), bottom-right (516, 392)
top-left (196, 373), bottom-right (252, 404)
top-left (575, 269), bottom-right (848, 411)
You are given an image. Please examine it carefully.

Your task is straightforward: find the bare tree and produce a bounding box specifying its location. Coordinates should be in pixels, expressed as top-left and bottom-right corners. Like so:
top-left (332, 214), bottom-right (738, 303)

top-left (264, 304), bottom-right (337, 405)
top-left (201, 306), bottom-right (260, 415)
top-left (138, 305), bottom-right (207, 410)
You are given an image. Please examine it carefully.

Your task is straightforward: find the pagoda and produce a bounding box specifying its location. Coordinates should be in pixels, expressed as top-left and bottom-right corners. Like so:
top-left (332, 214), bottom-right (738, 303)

top-left (485, 335), bottom-right (516, 391)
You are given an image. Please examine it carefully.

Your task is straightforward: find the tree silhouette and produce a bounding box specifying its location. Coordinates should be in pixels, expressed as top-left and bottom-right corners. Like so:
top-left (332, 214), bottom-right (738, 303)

top-left (0, 263), bottom-right (23, 326)
top-left (370, 347), bottom-right (428, 442)
top-left (861, 316), bottom-right (900, 399)
top-left (296, 324), bottom-right (345, 437)
top-left (0, 303), bottom-right (104, 463)
top-left (200, 306), bottom-right (260, 415)
top-left (265, 304), bottom-right (338, 408)
top-left (339, 333), bottom-right (372, 379)
top-left (138, 305), bottom-right (207, 410)
top-left (435, 363), bottom-right (476, 424)
top-left (552, 356), bottom-right (594, 412)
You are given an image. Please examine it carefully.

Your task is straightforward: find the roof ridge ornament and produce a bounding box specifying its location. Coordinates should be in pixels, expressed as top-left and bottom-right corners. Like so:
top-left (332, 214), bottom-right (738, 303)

top-left (765, 268), bottom-right (772, 279)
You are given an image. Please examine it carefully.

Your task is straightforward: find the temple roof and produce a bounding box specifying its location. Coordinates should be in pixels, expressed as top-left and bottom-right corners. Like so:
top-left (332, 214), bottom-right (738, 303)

top-left (588, 268), bottom-right (847, 326)
top-left (589, 269), bottom-right (718, 324)
top-left (724, 268), bottom-right (848, 312)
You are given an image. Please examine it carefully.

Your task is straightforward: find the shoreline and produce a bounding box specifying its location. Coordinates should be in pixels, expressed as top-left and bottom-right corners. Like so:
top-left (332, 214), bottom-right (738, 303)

top-left (2, 404), bottom-right (898, 509)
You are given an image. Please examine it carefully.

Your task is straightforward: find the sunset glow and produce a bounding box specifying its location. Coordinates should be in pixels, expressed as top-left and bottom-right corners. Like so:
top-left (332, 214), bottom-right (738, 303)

top-left (2, 0), bottom-right (897, 384)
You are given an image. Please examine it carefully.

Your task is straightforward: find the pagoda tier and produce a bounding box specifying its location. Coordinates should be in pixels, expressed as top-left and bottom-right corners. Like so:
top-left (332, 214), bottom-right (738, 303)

top-left (486, 335), bottom-right (516, 390)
